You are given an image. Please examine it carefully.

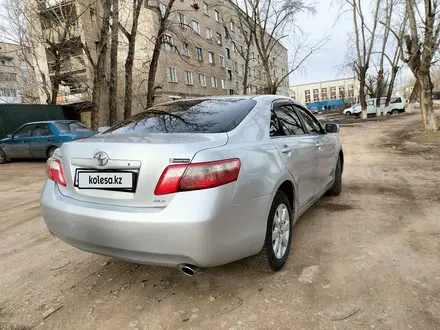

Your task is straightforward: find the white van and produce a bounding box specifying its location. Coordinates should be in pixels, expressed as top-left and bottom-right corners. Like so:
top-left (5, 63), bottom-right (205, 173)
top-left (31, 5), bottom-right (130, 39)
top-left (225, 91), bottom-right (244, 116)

top-left (343, 97), bottom-right (405, 116)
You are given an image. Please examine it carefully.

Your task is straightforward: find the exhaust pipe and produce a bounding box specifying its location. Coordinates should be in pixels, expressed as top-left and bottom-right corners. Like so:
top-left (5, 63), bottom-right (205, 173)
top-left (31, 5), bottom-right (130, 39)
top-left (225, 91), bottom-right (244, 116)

top-left (177, 264), bottom-right (199, 276)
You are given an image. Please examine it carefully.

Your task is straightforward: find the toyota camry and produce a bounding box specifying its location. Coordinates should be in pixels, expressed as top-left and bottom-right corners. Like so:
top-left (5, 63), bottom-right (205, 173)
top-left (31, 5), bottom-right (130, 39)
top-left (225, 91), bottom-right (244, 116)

top-left (40, 95), bottom-right (343, 275)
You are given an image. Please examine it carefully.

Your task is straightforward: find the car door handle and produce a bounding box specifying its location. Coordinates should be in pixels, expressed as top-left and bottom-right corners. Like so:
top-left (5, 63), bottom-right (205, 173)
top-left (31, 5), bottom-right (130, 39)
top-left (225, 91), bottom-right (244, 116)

top-left (281, 146), bottom-right (292, 154)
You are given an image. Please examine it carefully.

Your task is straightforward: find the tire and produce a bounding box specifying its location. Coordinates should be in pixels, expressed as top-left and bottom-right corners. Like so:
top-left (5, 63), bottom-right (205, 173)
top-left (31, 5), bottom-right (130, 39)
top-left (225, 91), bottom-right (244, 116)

top-left (47, 146), bottom-right (57, 159)
top-left (391, 110), bottom-right (399, 115)
top-left (0, 148), bottom-right (8, 164)
top-left (251, 191), bottom-right (293, 272)
top-left (327, 157), bottom-right (342, 196)
top-left (345, 111), bottom-right (352, 116)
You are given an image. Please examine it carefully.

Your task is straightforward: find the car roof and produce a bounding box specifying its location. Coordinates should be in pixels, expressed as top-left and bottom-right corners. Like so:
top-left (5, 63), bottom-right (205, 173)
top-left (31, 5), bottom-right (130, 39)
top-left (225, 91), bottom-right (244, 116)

top-left (24, 120), bottom-right (77, 125)
top-left (152, 94), bottom-right (298, 107)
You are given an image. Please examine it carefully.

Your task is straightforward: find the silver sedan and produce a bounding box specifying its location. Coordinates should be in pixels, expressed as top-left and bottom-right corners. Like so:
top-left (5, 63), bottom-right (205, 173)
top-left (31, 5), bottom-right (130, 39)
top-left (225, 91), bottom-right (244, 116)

top-left (40, 95), bottom-right (343, 275)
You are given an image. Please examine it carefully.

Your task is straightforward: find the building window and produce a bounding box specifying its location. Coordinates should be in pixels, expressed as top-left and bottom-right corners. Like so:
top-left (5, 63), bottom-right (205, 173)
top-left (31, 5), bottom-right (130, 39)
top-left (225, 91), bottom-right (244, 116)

top-left (305, 90), bottom-right (310, 95)
top-left (241, 64), bottom-right (244, 75)
top-left (196, 47), bottom-right (203, 61)
top-left (229, 89), bottom-right (235, 95)
top-left (232, 42), bottom-right (237, 52)
top-left (0, 89), bottom-right (17, 97)
top-left (219, 55), bottom-right (225, 67)
top-left (253, 68), bottom-right (256, 78)
top-left (206, 27), bottom-right (212, 40)
top-left (230, 21), bottom-right (235, 32)
top-left (162, 34), bottom-right (173, 51)
top-left (225, 47), bottom-right (231, 59)
top-left (181, 42), bottom-right (189, 56)
top-left (214, 10), bottom-right (220, 22)
top-left (211, 76), bottom-right (217, 88)
top-left (167, 67), bottom-right (177, 82)
top-left (221, 79), bottom-right (226, 89)
top-left (203, 2), bottom-right (209, 15)
top-left (184, 71), bottom-right (193, 85)
top-left (348, 84), bottom-right (354, 90)
top-left (339, 86), bottom-right (345, 91)
top-left (179, 13), bottom-right (186, 28)
top-left (251, 52), bottom-right (255, 60)
top-left (227, 69), bottom-right (233, 80)
top-left (240, 44), bottom-right (243, 53)
top-left (224, 25), bottom-right (229, 39)
top-left (330, 86), bottom-right (336, 92)
top-left (159, 3), bottom-right (167, 17)
top-left (313, 89), bottom-right (319, 94)
top-left (321, 88), bottom-right (327, 93)
top-left (199, 74), bottom-right (206, 87)
top-left (234, 61), bottom-right (238, 72)
top-left (273, 69), bottom-right (276, 77)
top-left (257, 70), bottom-right (261, 78)
top-left (208, 51), bottom-right (215, 64)
top-left (192, 20), bottom-right (200, 34)
top-left (216, 32), bottom-right (222, 45)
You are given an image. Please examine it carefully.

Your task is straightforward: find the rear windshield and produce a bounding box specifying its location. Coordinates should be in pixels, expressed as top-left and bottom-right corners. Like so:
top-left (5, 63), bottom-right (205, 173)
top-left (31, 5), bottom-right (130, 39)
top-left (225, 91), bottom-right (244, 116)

top-left (102, 98), bottom-right (257, 134)
top-left (55, 121), bottom-right (91, 133)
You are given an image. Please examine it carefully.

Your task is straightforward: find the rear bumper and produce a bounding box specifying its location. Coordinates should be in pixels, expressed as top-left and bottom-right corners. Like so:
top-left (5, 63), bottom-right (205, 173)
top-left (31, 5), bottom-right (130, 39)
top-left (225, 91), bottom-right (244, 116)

top-left (40, 180), bottom-right (272, 268)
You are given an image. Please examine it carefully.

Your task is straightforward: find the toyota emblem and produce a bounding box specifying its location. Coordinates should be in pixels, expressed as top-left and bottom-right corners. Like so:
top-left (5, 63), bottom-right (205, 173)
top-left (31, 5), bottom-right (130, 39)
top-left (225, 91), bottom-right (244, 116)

top-left (93, 151), bottom-right (109, 166)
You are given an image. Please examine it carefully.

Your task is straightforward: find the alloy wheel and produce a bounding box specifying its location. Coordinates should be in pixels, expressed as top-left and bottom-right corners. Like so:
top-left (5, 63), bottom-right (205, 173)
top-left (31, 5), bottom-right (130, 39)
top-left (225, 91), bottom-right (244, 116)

top-left (272, 203), bottom-right (290, 259)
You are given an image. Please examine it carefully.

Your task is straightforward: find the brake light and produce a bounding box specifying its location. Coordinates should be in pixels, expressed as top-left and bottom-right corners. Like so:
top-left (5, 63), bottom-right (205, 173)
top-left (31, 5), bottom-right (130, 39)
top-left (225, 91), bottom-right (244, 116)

top-left (45, 158), bottom-right (66, 186)
top-left (154, 158), bottom-right (241, 195)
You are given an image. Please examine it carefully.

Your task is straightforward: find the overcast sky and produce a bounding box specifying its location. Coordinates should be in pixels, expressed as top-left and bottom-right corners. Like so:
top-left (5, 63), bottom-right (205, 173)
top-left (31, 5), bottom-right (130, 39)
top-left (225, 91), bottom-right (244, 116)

top-left (287, 0), bottom-right (351, 85)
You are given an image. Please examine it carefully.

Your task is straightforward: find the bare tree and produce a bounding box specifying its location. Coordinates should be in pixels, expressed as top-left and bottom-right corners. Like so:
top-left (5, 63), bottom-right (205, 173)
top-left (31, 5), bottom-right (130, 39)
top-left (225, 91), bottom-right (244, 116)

top-left (1, 0), bottom-right (87, 105)
top-left (83, 0), bottom-right (112, 130)
top-left (119, 0), bottom-right (144, 120)
top-left (374, 0), bottom-right (395, 116)
top-left (345, 0), bottom-right (381, 119)
top-left (109, 0), bottom-right (119, 125)
top-left (144, 0), bottom-right (177, 108)
top-left (238, 0), bottom-right (325, 95)
top-left (400, 0), bottom-right (439, 131)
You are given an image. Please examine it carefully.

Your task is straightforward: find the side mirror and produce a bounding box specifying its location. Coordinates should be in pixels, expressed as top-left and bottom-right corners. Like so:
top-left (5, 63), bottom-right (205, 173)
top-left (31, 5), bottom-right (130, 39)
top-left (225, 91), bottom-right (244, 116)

top-left (7, 134), bottom-right (13, 139)
top-left (325, 123), bottom-right (340, 133)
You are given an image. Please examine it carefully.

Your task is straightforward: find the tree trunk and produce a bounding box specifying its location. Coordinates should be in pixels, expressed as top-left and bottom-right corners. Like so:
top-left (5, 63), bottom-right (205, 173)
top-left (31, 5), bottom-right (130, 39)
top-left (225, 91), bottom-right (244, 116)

top-left (375, 69), bottom-right (383, 116)
top-left (385, 66), bottom-right (398, 107)
top-left (242, 52), bottom-right (250, 94)
top-left (109, 0), bottom-right (119, 126)
top-left (146, 34), bottom-right (162, 108)
top-left (359, 70), bottom-right (367, 119)
top-left (124, 35), bottom-right (135, 119)
top-left (419, 73), bottom-right (438, 132)
top-left (91, 72), bottom-right (102, 131)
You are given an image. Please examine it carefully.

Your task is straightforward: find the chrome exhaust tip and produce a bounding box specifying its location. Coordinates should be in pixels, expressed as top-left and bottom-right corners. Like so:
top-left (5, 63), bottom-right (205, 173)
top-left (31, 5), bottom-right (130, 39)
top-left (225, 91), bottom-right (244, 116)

top-left (177, 264), bottom-right (199, 276)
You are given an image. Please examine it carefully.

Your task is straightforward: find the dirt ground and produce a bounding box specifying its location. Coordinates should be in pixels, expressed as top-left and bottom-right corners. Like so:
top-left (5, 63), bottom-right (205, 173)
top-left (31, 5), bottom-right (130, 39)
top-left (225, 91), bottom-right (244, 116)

top-left (1, 113), bottom-right (440, 330)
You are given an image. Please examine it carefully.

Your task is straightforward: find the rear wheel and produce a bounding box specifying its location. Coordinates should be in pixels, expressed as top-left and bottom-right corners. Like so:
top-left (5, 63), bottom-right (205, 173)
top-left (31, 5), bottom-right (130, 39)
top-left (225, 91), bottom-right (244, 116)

top-left (327, 157), bottom-right (342, 196)
top-left (47, 147), bottom-right (57, 159)
top-left (391, 110), bottom-right (399, 115)
top-left (345, 111), bottom-right (352, 116)
top-left (0, 148), bottom-right (8, 164)
top-left (251, 191), bottom-right (292, 272)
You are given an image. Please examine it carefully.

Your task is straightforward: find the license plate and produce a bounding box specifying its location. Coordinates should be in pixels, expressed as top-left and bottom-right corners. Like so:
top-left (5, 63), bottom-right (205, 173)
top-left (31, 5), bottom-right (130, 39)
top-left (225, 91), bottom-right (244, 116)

top-left (76, 171), bottom-right (134, 190)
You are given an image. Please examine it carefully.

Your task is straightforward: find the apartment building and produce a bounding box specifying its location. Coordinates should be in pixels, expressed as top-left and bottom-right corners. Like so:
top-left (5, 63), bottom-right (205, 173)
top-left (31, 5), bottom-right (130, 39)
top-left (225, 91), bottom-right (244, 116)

top-left (290, 77), bottom-right (359, 105)
top-left (0, 42), bottom-right (38, 104)
top-left (28, 0), bottom-right (289, 125)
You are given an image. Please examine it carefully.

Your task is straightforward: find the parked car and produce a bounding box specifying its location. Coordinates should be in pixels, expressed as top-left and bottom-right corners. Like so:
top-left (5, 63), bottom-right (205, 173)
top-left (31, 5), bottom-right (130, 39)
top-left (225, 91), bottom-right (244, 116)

top-left (40, 96), bottom-right (343, 275)
top-left (0, 120), bottom-right (97, 164)
top-left (343, 97), bottom-right (405, 116)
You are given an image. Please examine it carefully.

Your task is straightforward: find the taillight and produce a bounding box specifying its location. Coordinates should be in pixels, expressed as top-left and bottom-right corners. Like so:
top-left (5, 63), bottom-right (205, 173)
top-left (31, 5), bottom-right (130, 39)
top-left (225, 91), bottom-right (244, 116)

top-left (154, 158), bottom-right (241, 195)
top-left (45, 158), bottom-right (66, 186)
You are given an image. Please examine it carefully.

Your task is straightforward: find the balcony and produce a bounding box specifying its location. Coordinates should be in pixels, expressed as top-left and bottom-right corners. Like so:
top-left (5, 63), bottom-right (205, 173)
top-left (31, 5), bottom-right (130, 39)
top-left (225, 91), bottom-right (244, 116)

top-left (38, 0), bottom-right (75, 11)
top-left (56, 90), bottom-right (90, 105)
top-left (48, 55), bottom-right (86, 75)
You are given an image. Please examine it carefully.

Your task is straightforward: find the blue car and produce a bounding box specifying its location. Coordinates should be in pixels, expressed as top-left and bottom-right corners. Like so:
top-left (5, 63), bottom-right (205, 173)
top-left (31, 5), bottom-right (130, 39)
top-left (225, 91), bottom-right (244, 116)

top-left (0, 120), bottom-right (97, 164)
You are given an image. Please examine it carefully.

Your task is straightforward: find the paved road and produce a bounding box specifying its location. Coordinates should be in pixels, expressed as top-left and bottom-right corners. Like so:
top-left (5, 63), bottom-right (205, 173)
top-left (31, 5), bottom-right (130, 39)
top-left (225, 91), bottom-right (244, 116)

top-left (1, 114), bottom-right (440, 330)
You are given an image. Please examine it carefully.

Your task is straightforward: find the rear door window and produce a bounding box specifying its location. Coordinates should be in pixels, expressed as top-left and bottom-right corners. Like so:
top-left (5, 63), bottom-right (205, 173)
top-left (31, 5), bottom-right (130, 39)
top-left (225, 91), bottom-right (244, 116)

top-left (294, 106), bottom-right (323, 135)
top-left (32, 124), bottom-right (53, 137)
top-left (273, 105), bottom-right (305, 136)
top-left (103, 98), bottom-right (257, 134)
